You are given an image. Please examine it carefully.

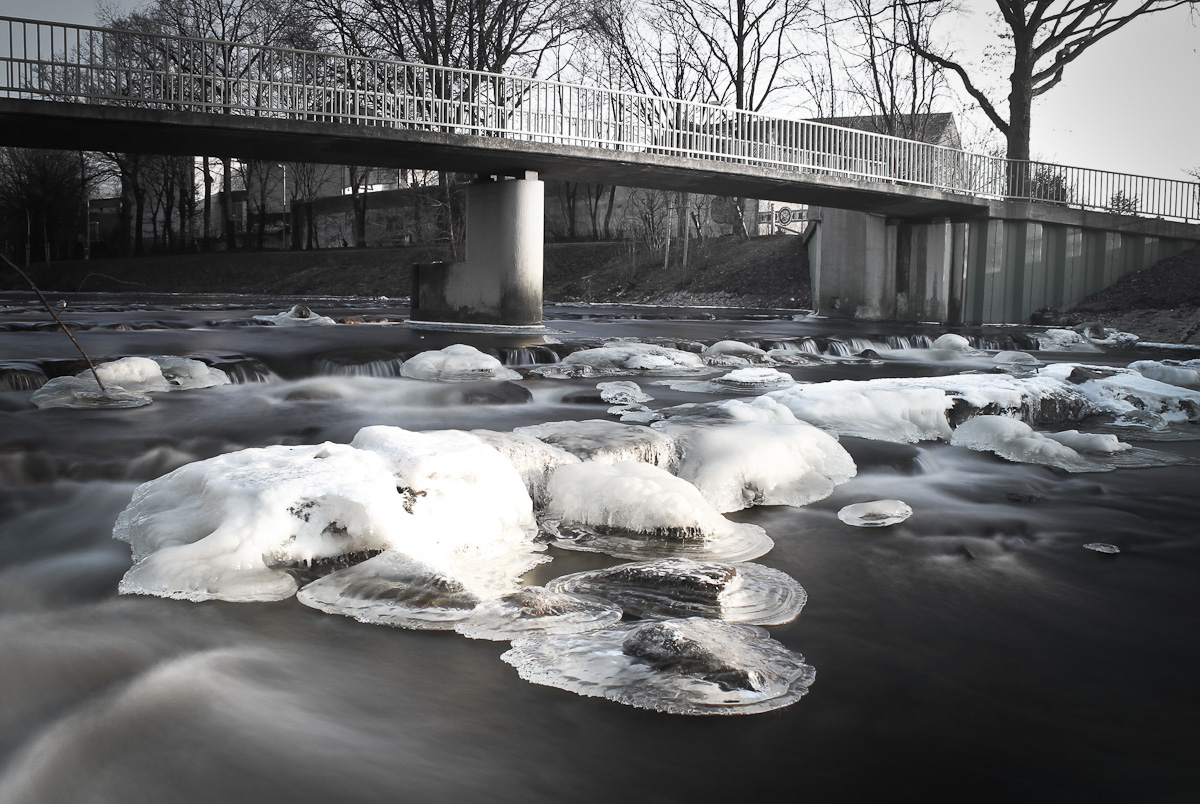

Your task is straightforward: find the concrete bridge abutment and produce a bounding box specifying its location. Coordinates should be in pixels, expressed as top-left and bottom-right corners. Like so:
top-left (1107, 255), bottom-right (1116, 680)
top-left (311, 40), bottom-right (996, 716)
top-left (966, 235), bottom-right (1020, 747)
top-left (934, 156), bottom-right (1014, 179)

top-left (808, 204), bottom-right (1200, 325)
top-left (411, 173), bottom-right (544, 327)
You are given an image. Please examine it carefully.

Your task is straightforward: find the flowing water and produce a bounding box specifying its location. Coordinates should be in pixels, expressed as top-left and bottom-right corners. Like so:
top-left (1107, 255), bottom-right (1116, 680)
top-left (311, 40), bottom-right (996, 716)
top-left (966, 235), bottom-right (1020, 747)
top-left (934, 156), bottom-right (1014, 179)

top-left (1, 292), bottom-right (1198, 802)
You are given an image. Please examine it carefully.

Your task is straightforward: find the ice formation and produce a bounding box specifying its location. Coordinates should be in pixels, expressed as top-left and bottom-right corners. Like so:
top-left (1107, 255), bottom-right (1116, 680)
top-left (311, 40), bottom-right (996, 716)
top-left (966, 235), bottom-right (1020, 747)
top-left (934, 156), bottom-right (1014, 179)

top-left (767, 380), bottom-right (955, 442)
top-left (114, 442), bottom-right (417, 602)
top-left (30, 376), bottom-right (153, 409)
top-left (1128, 360), bottom-right (1200, 391)
top-left (399, 344), bottom-right (522, 382)
top-left (993, 351), bottom-right (1042, 368)
top-left (949, 415), bottom-right (1109, 472)
top-left (657, 414), bottom-right (856, 513)
top-left (1037, 328), bottom-right (1100, 351)
top-left (501, 617), bottom-right (816, 715)
top-left (254, 304), bottom-right (337, 326)
top-left (547, 558), bottom-right (807, 625)
top-left (701, 341), bottom-right (770, 367)
top-left (469, 429), bottom-right (581, 509)
top-left (531, 342), bottom-right (709, 378)
top-left (837, 499), bottom-right (913, 527)
top-left (597, 381), bottom-right (652, 404)
top-left (296, 550), bottom-right (482, 629)
top-left (541, 461), bottom-right (774, 562)
top-left (514, 419), bottom-right (677, 468)
top-left (454, 586), bottom-right (623, 641)
top-left (1084, 543), bottom-right (1120, 554)
top-left (1043, 430), bottom-right (1131, 454)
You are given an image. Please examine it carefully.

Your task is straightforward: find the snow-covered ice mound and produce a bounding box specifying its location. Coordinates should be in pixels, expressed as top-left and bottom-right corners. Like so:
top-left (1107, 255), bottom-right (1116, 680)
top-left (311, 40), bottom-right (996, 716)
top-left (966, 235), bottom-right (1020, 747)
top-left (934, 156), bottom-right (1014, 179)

top-left (296, 551), bottom-right (481, 630)
top-left (501, 617), bottom-right (816, 715)
top-left (701, 340), bottom-right (770, 367)
top-left (993, 350), bottom-right (1043, 368)
top-left (950, 415), bottom-right (1116, 472)
top-left (597, 381), bottom-right (652, 404)
top-left (31, 376), bottom-right (152, 409)
top-left (1037, 328), bottom-right (1100, 352)
top-left (531, 342), bottom-right (709, 378)
top-left (514, 419), bottom-right (677, 468)
top-left (768, 379), bottom-right (955, 442)
top-left (400, 344), bottom-right (521, 382)
top-left (469, 429), bottom-right (581, 510)
top-left (547, 558), bottom-right (806, 625)
top-left (541, 461), bottom-right (774, 562)
top-left (932, 333), bottom-right (972, 351)
top-left (657, 413), bottom-right (856, 513)
top-left (113, 442), bottom-right (417, 602)
top-left (455, 586), bottom-right (623, 641)
top-left (254, 304), bottom-right (337, 326)
top-left (837, 499), bottom-right (913, 527)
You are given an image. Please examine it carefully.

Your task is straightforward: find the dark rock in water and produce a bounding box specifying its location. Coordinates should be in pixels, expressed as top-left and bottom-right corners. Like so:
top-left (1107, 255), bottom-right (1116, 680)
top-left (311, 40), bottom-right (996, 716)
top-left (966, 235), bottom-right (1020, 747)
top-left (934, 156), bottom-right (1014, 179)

top-left (600, 559), bottom-right (738, 605)
top-left (501, 587), bottom-right (597, 617)
top-left (277, 550), bottom-right (383, 586)
top-left (856, 349), bottom-right (881, 359)
top-left (1029, 307), bottom-right (1079, 327)
top-left (451, 380), bottom-right (533, 405)
top-left (1067, 366), bottom-right (1123, 384)
top-left (561, 389), bottom-right (606, 404)
top-left (1007, 492), bottom-right (1043, 504)
top-left (946, 387), bottom-right (1092, 428)
top-left (622, 620), bottom-right (762, 692)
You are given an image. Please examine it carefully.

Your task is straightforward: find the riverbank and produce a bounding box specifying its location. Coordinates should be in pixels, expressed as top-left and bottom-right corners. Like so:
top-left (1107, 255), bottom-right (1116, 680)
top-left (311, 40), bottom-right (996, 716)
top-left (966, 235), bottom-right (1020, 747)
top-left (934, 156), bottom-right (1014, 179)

top-left (0, 235), bottom-right (813, 310)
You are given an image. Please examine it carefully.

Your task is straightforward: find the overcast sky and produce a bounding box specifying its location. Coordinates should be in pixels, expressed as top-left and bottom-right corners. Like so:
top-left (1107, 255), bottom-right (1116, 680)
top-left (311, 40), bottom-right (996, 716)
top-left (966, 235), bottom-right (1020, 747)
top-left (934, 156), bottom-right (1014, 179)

top-left (5, 0), bottom-right (1198, 180)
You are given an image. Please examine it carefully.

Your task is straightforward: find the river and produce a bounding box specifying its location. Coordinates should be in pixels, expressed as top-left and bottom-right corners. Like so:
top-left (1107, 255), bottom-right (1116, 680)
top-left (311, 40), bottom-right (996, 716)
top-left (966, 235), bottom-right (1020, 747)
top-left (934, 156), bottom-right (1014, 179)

top-left (1, 292), bottom-right (1198, 802)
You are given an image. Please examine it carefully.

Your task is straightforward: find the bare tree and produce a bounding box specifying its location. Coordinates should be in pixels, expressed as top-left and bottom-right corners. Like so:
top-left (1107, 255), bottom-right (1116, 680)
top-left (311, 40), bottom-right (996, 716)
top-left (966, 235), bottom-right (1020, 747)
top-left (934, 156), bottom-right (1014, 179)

top-left (897, 0), bottom-right (1197, 163)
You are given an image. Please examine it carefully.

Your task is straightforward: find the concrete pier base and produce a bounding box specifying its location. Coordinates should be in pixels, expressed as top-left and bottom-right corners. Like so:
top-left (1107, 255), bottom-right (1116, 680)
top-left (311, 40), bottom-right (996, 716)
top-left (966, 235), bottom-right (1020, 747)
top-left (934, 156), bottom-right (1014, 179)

top-left (412, 174), bottom-right (544, 326)
top-left (808, 204), bottom-right (1200, 324)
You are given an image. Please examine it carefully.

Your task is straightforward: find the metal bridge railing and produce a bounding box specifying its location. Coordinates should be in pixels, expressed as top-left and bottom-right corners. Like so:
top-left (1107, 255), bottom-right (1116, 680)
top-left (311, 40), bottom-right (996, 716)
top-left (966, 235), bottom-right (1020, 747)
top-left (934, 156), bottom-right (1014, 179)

top-left (2, 15), bottom-right (1198, 223)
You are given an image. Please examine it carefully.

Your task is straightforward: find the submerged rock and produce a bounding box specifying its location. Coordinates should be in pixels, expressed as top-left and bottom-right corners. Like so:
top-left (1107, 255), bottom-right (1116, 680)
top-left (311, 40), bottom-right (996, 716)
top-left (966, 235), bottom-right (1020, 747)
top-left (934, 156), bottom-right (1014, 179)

top-left (501, 617), bottom-right (816, 715)
top-left (455, 586), bottom-right (623, 641)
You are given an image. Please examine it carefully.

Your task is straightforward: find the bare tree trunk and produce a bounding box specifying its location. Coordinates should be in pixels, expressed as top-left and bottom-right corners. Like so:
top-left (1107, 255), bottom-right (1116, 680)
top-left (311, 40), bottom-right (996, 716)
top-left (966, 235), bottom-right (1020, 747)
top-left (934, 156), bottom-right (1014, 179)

top-left (221, 156), bottom-right (236, 251)
top-left (202, 157), bottom-right (213, 251)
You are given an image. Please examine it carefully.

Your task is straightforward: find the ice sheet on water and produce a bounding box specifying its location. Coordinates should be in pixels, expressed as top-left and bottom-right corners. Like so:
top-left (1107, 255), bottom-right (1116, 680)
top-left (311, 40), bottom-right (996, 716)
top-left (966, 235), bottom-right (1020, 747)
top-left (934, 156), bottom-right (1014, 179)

top-left (993, 350), bottom-right (1043, 368)
top-left (469, 429), bottom-right (581, 509)
top-left (1128, 360), bottom-right (1200, 391)
top-left (547, 557), bottom-right (806, 625)
top-left (501, 617), bottom-right (815, 715)
top-left (253, 304), bottom-right (337, 326)
top-left (514, 419), bottom-right (678, 468)
top-left (399, 344), bottom-right (521, 382)
top-left (454, 586), bottom-right (623, 641)
top-left (1042, 363), bottom-right (1200, 424)
top-left (666, 367), bottom-right (796, 395)
top-left (30, 376), bottom-right (152, 409)
top-left (530, 342), bottom-right (710, 378)
top-left (837, 499), bottom-right (913, 527)
top-left (296, 550), bottom-right (481, 630)
top-left (1084, 542), bottom-right (1120, 554)
top-left (656, 414), bottom-right (856, 513)
top-left (113, 443), bottom-right (417, 602)
top-left (541, 461), bottom-right (774, 562)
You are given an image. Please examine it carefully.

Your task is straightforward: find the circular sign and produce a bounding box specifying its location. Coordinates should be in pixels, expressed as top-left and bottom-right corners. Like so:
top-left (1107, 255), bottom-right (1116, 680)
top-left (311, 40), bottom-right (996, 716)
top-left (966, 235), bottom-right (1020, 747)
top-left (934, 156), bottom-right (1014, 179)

top-left (776, 207), bottom-right (792, 225)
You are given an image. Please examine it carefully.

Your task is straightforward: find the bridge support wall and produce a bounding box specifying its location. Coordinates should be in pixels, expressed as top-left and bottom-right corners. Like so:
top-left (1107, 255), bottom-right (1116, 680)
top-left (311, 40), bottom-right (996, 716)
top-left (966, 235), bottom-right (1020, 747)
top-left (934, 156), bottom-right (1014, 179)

top-left (412, 175), bottom-right (544, 326)
top-left (808, 206), bottom-right (1199, 325)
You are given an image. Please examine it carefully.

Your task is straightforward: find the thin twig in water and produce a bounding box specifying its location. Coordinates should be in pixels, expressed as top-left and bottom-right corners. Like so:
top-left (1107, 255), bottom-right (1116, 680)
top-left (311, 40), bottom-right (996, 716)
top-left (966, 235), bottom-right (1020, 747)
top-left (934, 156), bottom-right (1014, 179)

top-left (1, 253), bottom-right (107, 390)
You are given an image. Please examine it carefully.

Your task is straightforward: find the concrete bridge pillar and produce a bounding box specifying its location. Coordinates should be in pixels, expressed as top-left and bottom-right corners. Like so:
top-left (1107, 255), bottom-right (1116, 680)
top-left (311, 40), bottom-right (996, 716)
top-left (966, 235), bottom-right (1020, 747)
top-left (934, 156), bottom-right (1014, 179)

top-left (411, 173), bottom-right (544, 327)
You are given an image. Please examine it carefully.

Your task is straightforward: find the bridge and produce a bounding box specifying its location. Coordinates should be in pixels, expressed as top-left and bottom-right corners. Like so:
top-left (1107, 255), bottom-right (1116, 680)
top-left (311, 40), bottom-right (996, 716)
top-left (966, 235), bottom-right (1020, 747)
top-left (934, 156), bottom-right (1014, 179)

top-left (3, 16), bottom-right (1199, 326)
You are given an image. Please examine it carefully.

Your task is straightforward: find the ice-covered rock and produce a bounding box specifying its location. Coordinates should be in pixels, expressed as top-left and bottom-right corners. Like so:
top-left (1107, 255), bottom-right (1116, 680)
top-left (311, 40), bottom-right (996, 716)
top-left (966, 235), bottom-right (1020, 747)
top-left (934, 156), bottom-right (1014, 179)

top-left (542, 461), bottom-right (774, 562)
top-left (514, 419), bottom-right (677, 468)
top-left (547, 557), bottom-right (806, 625)
top-left (149, 356), bottom-right (231, 389)
top-left (993, 350), bottom-right (1042, 367)
top-left (254, 304), bottom-right (337, 326)
top-left (949, 415), bottom-right (1106, 472)
top-left (837, 499), bottom-right (913, 527)
top-left (455, 586), bottom-right (623, 641)
top-left (531, 342), bottom-right (710, 378)
top-left (296, 551), bottom-right (481, 629)
top-left (1037, 328), bottom-right (1100, 352)
top-left (667, 367), bottom-right (796, 394)
top-left (399, 344), bottom-right (521, 382)
top-left (113, 443), bottom-right (418, 602)
top-left (501, 617), bottom-right (816, 715)
top-left (932, 333), bottom-right (971, 351)
top-left (30, 376), bottom-right (152, 409)
top-left (1084, 543), bottom-right (1120, 554)
top-left (1042, 363), bottom-right (1200, 424)
top-left (657, 415), bottom-right (856, 513)
top-left (469, 429), bottom-right (581, 509)
top-left (768, 380), bottom-right (955, 442)
top-left (701, 341), bottom-right (770, 367)
top-left (597, 381), bottom-right (652, 404)
top-left (1043, 430), bottom-right (1131, 454)
top-left (1128, 360), bottom-right (1200, 391)
top-left (1083, 325), bottom-right (1139, 347)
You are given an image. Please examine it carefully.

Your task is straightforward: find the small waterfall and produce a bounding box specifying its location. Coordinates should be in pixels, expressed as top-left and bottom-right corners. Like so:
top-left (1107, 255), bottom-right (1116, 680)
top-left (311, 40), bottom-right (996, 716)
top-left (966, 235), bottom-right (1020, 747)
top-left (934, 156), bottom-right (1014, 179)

top-left (498, 346), bottom-right (562, 366)
top-left (209, 354), bottom-right (278, 383)
top-left (313, 351), bottom-right (407, 378)
top-left (0, 362), bottom-right (48, 391)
